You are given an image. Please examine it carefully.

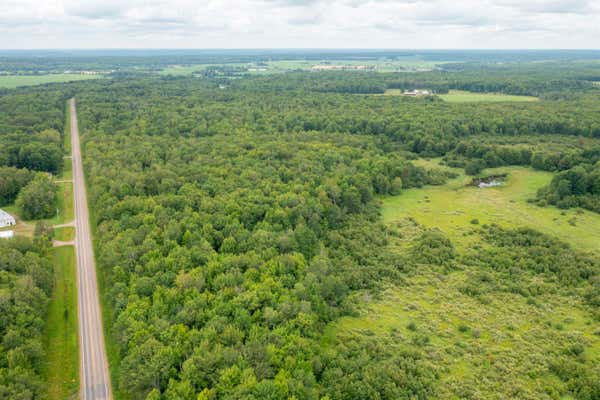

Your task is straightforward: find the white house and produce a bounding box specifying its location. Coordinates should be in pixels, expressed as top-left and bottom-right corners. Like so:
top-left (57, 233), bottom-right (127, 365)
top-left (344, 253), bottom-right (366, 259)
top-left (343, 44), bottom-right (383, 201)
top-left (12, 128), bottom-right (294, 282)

top-left (0, 209), bottom-right (16, 228)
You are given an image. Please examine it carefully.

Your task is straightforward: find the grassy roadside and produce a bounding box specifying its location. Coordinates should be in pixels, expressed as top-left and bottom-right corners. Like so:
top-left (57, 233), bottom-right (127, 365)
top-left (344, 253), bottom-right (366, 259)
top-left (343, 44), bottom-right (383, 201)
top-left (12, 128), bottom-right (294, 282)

top-left (41, 98), bottom-right (79, 399)
top-left (42, 246), bottom-right (79, 400)
top-left (55, 226), bottom-right (75, 241)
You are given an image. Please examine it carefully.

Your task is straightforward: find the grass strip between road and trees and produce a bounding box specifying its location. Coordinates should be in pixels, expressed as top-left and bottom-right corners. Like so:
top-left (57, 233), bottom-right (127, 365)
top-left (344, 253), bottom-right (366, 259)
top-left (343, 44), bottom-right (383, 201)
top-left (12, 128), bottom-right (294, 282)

top-left (43, 245), bottom-right (79, 400)
top-left (42, 98), bottom-right (79, 400)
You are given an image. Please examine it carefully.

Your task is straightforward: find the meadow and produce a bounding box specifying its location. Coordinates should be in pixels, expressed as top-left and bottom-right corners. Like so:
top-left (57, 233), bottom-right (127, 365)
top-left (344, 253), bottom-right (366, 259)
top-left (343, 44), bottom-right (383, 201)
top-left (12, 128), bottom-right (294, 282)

top-left (382, 163), bottom-right (600, 253)
top-left (324, 161), bottom-right (600, 399)
top-left (0, 73), bottom-right (103, 88)
top-left (438, 90), bottom-right (539, 103)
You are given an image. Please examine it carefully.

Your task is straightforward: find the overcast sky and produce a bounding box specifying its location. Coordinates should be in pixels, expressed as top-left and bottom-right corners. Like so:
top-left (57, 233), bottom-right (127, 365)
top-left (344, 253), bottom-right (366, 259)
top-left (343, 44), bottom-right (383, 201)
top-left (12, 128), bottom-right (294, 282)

top-left (1, 0), bottom-right (599, 49)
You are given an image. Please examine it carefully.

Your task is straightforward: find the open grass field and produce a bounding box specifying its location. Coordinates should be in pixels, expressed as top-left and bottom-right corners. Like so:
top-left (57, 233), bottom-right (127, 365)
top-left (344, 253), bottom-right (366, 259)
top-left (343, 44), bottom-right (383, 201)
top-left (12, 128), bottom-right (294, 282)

top-left (42, 246), bottom-right (79, 400)
top-left (382, 163), bottom-right (600, 254)
top-left (323, 161), bottom-right (600, 399)
top-left (325, 272), bottom-right (599, 399)
top-left (0, 74), bottom-right (103, 88)
top-left (438, 90), bottom-right (539, 103)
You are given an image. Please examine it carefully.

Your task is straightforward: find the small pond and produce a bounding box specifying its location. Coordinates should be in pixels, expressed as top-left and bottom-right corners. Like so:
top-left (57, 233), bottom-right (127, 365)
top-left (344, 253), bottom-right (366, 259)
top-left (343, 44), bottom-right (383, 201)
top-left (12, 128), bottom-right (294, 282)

top-left (471, 174), bottom-right (507, 188)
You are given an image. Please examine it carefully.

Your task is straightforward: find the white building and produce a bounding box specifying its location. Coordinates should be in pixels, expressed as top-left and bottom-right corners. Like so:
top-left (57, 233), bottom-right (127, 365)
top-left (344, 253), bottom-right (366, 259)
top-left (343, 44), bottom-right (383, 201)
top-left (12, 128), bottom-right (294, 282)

top-left (404, 89), bottom-right (432, 97)
top-left (0, 209), bottom-right (16, 228)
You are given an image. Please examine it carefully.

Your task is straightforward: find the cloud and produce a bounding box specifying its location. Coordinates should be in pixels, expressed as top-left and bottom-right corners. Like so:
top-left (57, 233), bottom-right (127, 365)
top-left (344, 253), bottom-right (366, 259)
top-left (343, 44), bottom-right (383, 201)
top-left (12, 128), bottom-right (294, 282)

top-left (495, 0), bottom-right (595, 14)
top-left (0, 0), bottom-right (599, 49)
top-left (64, 1), bottom-right (127, 19)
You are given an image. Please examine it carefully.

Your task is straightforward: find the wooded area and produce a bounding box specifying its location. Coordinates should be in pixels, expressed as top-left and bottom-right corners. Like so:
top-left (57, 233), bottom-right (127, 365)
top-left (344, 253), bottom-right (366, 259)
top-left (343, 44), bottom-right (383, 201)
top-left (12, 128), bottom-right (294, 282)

top-left (0, 58), bottom-right (599, 399)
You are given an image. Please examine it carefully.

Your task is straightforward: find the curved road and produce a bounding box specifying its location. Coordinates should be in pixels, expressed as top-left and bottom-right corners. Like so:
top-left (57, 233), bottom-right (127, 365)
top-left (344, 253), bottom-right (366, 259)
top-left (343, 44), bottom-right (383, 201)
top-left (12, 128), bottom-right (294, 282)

top-left (70, 98), bottom-right (112, 400)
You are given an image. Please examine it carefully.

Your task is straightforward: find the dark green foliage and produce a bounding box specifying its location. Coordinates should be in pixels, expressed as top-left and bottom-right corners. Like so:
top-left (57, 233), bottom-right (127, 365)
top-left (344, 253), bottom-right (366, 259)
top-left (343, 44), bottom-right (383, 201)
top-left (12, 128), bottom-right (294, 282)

top-left (467, 225), bottom-right (599, 287)
top-left (16, 174), bottom-right (57, 220)
top-left (411, 229), bottom-right (455, 266)
top-left (537, 162), bottom-right (600, 212)
top-left (320, 335), bottom-right (436, 400)
top-left (0, 238), bottom-right (53, 399)
top-left (73, 79), bottom-right (450, 399)
top-left (0, 167), bottom-right (35, 205)
top-left (0, 90), bottom-right (66, 174)
top-left (2, 59), bottom-right (599, 398)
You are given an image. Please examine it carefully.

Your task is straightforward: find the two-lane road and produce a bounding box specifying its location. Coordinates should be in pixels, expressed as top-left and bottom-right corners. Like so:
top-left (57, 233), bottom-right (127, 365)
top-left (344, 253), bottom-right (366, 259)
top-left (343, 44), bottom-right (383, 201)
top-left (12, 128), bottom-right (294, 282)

top-left (70, 98), bottom-right (112, 400)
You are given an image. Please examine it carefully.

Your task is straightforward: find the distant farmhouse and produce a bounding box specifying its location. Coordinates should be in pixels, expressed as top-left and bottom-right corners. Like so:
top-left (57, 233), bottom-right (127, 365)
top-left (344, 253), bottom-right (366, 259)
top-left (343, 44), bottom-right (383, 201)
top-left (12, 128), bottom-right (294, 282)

top-left (403, 89), bottom-right (432, 97)
top-left (0, 209), bottom-right (16, 228)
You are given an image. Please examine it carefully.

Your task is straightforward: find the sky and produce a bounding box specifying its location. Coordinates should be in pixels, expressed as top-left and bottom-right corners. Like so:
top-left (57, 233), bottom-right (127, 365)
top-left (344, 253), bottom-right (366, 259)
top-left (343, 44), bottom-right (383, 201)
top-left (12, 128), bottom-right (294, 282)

top-left (1, 0), bottom-right (599, 49)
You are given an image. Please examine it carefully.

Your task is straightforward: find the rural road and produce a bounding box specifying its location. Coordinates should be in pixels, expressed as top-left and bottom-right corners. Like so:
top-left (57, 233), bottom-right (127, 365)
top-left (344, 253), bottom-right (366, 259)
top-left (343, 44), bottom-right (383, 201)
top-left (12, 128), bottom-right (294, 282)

top-left (70, 98), bottom-right (112, 400)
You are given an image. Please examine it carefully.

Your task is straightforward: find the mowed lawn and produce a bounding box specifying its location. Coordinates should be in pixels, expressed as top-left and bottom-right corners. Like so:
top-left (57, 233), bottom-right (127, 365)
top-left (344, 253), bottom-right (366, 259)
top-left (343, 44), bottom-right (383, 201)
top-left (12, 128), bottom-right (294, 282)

top-left (0, 74), bottom-right (103, 88)
top-left (438, 90), bottom-right (539, 103)
top-left (382, 165), bottom-right (600, 254)
top-left (43, 246), bottom-right (79, 400)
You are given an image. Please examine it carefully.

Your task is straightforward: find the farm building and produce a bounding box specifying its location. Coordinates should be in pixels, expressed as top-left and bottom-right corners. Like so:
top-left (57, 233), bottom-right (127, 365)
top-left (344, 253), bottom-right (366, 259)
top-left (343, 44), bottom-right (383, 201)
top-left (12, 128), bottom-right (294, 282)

top-left (0, 209), bottom-right (16, 228)
top-left (404, 89), bottom-right (431, 97)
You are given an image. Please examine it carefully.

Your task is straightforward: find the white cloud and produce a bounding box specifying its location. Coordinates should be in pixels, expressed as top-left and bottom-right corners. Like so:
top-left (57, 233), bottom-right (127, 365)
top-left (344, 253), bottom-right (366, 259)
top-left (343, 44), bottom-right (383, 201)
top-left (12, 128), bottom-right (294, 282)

top-left (0, 0), bottom-right (598, 48)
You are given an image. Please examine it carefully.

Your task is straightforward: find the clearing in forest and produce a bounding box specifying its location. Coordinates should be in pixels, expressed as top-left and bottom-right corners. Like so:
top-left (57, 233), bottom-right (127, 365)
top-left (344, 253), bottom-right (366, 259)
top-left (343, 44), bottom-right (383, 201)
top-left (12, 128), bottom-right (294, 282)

top-left (382, 164), bottom-right (600, 253)
top-left (324, 162), bottom-right (600, 399)
top-left (438, 90), bottom-right (539, 103)
top-left (0, 74), bottom-right (103, 88)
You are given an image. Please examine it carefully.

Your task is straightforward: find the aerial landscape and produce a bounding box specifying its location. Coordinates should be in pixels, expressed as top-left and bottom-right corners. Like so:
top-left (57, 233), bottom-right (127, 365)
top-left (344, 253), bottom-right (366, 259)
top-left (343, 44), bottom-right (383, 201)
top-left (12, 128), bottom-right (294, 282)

top-left (1, 1), bottom-right (600, 400)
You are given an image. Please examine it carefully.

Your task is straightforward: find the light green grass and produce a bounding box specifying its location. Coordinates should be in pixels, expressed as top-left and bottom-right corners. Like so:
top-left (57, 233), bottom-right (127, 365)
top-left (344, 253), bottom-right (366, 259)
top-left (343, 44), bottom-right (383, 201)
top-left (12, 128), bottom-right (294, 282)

top-left (0, 74), bottom-right (103, 88)
top-left (58, 181), bottom-right (74, 224)
top-left (438, 90), bottom-right (539, 103)
top-left (324, 162), bottom-right (600, 398)
top-left (55, 227), bottom-right (75, 242)
top-left (327, 274), bottom-right (599, 399)
top-left (382, 165), bottom-right (600, 254)
top-left (42, 245), bottom-right (79, 400)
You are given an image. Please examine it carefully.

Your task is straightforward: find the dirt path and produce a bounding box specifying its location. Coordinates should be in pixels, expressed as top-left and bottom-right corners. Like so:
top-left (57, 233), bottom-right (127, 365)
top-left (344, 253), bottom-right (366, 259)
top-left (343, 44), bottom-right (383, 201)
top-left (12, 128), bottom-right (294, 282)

top-left (71, 98), bottom-right (112, 400)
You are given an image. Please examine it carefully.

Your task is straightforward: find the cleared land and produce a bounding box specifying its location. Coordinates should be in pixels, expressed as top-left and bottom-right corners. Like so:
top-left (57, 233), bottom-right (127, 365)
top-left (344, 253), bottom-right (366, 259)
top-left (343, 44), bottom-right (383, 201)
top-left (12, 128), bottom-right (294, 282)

top-left (438, 90), bottom-right (539, 103)
top-left (382, 164), bottom-right (600, 253)
top-left (324, 162), bottom-right (600, 399)
top-left (43, 246), bottom-right (79, 400)
top-left (0, 74), bottom-right (103, 88)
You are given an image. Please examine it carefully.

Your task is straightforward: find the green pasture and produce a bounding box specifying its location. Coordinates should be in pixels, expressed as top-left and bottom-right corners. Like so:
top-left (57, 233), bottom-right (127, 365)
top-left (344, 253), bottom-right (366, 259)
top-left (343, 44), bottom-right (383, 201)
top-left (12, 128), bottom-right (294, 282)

top-left (0, 74), bottom-right (103, 88)
top-left (438, 90), bottom-right (539, 103)
top-left (382, 164), bottom-right (600, 254)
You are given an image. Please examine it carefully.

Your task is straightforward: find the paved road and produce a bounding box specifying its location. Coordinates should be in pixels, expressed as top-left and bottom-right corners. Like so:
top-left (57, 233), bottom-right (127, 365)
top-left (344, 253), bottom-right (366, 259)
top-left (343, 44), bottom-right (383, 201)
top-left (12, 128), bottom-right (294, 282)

top-left (70, 98), bottom-right (112, 400)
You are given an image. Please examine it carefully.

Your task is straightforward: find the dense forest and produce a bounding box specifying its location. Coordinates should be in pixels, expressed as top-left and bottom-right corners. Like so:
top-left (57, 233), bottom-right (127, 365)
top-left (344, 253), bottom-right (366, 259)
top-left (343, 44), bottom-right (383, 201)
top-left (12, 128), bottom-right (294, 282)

top-left (68, 66), bottom-right (600, 399)
top-left (0, 237), bottom-right (53, 399)
top-left (0, 57), bottom-right (599, 399)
